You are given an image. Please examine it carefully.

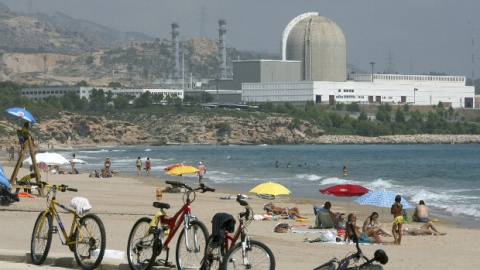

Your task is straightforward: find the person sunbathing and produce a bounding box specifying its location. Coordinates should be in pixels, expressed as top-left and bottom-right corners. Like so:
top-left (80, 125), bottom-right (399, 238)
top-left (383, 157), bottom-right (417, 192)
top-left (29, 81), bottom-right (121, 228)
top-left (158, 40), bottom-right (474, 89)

top-left (402, 221), bottom-right (446, 236)
top-left (362, 212), bottom-right (392, 237)
top-left (264, 202), bottom-right (305, 219)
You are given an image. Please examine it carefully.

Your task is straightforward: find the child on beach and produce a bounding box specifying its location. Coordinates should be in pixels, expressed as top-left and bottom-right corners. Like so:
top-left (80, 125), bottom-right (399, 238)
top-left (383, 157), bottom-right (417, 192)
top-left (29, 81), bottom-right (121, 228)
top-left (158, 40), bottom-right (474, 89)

top-left (391, 195), bottom-right (404, 245)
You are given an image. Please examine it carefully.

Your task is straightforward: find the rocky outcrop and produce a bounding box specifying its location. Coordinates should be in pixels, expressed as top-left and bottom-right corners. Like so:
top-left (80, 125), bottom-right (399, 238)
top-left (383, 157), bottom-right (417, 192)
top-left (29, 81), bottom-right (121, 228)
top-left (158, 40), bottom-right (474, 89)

top-left (2, 112), bottom-right (480, 148)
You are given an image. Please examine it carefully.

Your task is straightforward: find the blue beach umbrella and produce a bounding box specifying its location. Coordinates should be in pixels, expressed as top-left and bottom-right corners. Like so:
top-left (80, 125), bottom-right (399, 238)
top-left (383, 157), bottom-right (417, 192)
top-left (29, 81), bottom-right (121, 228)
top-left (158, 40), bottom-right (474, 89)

top-left (0, 165), bottom-right (12, 189)
top-left (355, 190), bottom-right (412, 224)
top-left (6, 107), bottom-right (36, 123)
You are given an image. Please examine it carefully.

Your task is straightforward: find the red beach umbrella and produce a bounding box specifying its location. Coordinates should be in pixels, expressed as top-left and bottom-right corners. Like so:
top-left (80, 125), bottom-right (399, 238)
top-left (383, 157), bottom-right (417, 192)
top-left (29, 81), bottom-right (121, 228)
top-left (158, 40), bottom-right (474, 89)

top-left (320, 184), bottom-right (369, 197)
top-left (320, 184), bottom-right (370, 213)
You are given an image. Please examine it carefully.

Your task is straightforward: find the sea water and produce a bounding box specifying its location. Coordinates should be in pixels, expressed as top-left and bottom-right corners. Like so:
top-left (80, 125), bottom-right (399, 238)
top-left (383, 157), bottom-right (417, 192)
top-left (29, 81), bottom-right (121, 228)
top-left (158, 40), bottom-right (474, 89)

top-left (60, 144), bottom-right (480, 227)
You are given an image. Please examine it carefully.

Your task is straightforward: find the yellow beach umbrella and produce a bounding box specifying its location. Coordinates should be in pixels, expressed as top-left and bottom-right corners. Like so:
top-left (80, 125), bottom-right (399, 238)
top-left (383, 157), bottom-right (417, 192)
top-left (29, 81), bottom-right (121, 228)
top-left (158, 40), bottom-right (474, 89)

top-left (165, 165), bottom-right (199, 176)
top-left (249, 181), bottom-right (291, 196)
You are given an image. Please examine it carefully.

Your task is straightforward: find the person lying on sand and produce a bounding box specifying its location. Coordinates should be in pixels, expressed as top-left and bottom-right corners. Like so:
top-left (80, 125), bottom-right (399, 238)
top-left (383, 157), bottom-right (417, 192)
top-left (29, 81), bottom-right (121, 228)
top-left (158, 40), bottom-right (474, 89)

top-left (264, 202), bottom-right (306, 219)
top-left (402, 221), bottom-right (446, 236)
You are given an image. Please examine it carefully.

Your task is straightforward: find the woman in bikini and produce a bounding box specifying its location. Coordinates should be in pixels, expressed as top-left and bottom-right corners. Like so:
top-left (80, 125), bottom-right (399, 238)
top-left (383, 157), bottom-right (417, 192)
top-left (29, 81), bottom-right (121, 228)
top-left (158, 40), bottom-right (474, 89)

top-left (402, 221), bottom-right (446, 236)
top-left (345, 214), bottom-right (391, 244)
top-left (362, 212), bottom-right (392, 237)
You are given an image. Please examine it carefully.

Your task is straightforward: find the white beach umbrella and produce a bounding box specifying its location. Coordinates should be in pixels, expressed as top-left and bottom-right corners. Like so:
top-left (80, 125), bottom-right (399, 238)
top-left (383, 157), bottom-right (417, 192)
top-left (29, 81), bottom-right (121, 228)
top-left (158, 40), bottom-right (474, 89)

top-left (23, 152), bottom-right (70, 166)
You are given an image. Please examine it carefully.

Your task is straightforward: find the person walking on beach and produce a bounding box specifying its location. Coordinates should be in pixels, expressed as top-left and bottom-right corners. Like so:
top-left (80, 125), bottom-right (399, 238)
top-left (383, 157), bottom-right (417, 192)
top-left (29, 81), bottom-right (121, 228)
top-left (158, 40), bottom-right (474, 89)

top-left (136, 157), bottom-right (142, 175)
top-left (197, 161), bottom-right (206, 185)
top-left (391, 195), bottom-right (404, 245)
top-left (70, 153), bottom-right (76, 174)
top-left (145, 157), bottom-right (151, 176)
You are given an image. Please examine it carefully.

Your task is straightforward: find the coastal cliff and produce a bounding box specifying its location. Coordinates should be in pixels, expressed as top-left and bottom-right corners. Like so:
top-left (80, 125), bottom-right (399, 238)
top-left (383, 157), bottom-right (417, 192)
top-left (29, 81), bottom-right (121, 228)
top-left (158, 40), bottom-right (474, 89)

top-left (2, 112), bottom-right (480, 148)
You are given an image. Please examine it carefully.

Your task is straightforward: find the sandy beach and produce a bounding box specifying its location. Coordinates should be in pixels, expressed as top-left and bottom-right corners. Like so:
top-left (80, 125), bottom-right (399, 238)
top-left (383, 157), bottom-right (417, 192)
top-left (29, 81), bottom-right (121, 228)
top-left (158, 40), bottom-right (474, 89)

top-left (1, 160), bottom-right (478, 269)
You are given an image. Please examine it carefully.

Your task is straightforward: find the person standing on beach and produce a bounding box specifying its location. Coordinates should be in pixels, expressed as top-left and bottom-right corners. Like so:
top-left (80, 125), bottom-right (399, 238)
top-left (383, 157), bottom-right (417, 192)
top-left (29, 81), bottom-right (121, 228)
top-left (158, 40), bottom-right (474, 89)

top-left (145, 157), bottom-right (151, 176)
top-left (391, 195), bottom-right (404, 245)
top-left (197, 161), bottom-right (206, 185)
top-left (103, 157), bottom-right (111, 178)
top-left (70, 153), bottom-right (76, 174)
top-left (8, 146), bottom-right (14, 161)
top-left (136, 157), bottom-right (142, 175)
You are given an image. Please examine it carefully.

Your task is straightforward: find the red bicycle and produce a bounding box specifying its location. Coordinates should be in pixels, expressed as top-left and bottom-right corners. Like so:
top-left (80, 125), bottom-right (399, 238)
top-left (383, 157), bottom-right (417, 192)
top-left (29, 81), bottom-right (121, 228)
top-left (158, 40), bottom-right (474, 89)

top-left (203, 194), bottom-right (275, 270)
top-left (127, 181), bottom-right (215, 270)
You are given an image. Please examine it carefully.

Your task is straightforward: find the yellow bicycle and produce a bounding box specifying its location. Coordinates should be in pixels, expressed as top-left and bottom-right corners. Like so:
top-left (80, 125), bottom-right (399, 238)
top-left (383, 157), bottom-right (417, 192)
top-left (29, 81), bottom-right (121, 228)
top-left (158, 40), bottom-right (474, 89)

top-left (30, 182), bottom-right (106, 270)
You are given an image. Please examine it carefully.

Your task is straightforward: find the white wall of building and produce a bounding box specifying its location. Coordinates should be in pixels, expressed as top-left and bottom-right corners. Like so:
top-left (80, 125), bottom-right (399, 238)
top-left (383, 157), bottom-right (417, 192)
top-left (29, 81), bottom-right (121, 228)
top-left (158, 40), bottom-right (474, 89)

top-left (241, 74), bottom-right (474, 108)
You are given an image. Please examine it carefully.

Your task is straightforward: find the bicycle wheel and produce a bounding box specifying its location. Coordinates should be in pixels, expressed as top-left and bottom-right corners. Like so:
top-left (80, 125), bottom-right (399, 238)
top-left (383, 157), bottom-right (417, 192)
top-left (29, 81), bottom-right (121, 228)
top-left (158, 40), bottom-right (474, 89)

top-left (127, 217), bottom-right (157, 270)
top-left (222, 239), bottom-right (276, 270)
top-left (202, 235), bottom-right (225, 270)
top-left (31, 211), bottom-right (53, 265)
top-left (73, 214), bottom-right (106, 270)
top-left (313, 261), bottom-right (337, 270)
top-left (176, 220), bottom-right (208, 270)
top-left (363, 265), bottom-right (383, 270)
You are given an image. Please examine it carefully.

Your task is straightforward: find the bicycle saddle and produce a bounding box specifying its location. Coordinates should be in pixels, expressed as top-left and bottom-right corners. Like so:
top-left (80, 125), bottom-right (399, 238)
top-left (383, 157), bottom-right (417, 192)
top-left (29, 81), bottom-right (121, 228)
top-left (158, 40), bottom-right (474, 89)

top-left (153, 202), bottom-right (170, 209)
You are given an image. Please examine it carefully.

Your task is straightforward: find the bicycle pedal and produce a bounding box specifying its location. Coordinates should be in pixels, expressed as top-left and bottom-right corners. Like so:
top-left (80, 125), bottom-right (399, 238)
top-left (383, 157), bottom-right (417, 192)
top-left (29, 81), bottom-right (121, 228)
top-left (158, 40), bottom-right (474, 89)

top-left (155, 259), bottom-right (176, 268)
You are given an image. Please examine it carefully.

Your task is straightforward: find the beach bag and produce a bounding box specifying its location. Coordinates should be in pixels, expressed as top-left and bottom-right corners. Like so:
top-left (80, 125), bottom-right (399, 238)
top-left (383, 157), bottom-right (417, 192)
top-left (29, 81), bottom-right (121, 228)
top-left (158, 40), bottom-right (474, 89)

top-left (321, 231), bottom-right (336, 242)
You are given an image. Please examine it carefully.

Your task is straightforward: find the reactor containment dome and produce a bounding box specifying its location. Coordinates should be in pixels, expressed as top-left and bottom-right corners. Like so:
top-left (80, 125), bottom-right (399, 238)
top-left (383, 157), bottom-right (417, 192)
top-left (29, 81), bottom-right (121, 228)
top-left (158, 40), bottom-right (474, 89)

top-left (282, 12), bottom-right (346, 82)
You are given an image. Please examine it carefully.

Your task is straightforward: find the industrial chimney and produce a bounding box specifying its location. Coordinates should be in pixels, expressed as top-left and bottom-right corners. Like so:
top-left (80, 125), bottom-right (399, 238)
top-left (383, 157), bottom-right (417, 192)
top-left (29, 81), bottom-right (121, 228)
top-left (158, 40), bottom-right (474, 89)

top-left (218, 19), bottom-right (227, 78)
top-left (171, 22), bottom-right (180, 79)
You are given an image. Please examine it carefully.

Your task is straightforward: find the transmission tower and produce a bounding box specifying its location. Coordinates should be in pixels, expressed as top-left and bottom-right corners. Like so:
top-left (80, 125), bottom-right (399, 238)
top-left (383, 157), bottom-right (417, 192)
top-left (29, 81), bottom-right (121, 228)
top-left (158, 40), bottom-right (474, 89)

top-left (385, 51), bottom-right (396, 74)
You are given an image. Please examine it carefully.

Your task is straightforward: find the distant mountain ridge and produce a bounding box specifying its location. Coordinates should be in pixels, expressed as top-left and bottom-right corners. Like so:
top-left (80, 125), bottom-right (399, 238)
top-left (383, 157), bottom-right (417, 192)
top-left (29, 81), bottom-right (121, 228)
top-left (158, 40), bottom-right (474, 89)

top-left (0, 9), bottom-right (107, 55)
top-left (32, 11), bottom-right (155, 47)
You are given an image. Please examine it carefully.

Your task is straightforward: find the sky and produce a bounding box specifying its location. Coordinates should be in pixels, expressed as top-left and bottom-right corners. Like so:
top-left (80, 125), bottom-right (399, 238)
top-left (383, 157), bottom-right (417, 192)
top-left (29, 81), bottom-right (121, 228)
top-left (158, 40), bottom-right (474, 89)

top-left (2, 0), bottom-right (480, 79)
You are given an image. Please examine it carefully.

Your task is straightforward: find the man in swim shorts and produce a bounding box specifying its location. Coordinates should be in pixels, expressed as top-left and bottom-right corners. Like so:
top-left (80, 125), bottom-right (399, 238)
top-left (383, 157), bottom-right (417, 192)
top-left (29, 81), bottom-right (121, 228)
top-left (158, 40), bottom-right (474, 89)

top-left (412, 200), bottom-right (430, 222)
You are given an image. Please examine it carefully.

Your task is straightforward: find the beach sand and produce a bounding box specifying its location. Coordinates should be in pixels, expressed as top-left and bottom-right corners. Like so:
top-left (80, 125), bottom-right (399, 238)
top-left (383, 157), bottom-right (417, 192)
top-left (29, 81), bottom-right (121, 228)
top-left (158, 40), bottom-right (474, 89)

top-left (1, 161), bottom-right (478, 269)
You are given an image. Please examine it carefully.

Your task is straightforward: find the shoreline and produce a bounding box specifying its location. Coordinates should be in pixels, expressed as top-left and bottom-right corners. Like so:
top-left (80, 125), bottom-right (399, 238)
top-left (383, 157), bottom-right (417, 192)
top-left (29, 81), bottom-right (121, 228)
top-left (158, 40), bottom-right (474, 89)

top-left (3, 134), bottom-right (480, 151)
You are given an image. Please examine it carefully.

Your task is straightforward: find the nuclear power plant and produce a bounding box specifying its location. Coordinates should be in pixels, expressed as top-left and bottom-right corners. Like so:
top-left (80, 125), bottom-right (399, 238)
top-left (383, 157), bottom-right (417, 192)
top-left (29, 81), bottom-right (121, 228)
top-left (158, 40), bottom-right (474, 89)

top-left (234, 12), bottom-right (474, 108)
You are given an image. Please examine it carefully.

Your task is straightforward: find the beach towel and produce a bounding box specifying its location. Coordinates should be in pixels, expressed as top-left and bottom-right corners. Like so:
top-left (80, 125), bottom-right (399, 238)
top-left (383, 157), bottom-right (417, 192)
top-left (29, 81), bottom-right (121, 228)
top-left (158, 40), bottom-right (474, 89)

top-left (18, 192), bottom-right (35, 198)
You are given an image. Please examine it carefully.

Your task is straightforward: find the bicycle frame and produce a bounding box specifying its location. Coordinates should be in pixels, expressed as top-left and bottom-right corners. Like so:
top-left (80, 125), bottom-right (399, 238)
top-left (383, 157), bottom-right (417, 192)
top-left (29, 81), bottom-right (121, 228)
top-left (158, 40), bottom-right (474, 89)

top-left (158, 195), bottom-right (196, 249)
top-left (35, 186), bottom-right (89, 247)
top-left (221, 215), bottom-right (244, 253)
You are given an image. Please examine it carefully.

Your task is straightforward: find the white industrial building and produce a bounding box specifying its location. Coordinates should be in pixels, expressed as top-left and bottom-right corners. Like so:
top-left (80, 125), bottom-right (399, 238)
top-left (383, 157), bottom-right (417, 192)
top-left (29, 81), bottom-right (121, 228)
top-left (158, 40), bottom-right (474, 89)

top-left (240, 12), bottom-right (475, 108)
top-left (242, 74), bottom-right (473, 108)
top-left (21, 87), bottom-right (184, 101)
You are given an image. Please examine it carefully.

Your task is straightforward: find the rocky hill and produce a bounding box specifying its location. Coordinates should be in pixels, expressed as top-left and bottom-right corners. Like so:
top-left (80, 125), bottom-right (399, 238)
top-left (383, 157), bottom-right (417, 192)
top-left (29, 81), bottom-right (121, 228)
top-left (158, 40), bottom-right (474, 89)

top-left (2, 113), bottom-right (480, 150)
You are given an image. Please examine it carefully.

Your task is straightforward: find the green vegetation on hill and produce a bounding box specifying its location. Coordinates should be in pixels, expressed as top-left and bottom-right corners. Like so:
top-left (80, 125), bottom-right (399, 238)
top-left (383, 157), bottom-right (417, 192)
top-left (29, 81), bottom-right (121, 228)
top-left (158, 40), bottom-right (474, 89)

top-left (1, 81), bottom-right (480, 138)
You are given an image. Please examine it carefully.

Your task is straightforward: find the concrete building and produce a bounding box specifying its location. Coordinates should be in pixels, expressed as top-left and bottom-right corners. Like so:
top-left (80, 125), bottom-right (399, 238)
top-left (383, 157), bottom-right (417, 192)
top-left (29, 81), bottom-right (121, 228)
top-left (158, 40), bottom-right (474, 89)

top-left (242, 74), bottom-right (473, 108)
top-left (21, 87), bottom-right (183, 101)
top-left (283, 12), bottom-right (346, 82)
top-left (21, 86), bottom-right (112, 101)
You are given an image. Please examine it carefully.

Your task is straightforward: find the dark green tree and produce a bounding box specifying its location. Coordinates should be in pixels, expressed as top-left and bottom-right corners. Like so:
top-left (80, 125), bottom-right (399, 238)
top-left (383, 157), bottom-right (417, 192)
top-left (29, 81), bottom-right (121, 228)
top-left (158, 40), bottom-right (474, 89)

top-left (134, 91), bottom-right (152, 108)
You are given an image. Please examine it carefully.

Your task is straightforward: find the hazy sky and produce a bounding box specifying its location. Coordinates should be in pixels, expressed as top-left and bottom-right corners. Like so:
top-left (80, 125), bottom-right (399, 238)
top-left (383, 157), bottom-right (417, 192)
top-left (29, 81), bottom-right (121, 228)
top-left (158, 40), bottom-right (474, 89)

top-left (3, 0), bottom-right (480, 79)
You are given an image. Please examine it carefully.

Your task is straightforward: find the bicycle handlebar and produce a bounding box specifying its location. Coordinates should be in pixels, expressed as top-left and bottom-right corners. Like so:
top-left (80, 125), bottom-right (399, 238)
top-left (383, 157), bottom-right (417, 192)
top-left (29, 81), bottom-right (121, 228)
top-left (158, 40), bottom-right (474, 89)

top-left (165, 181), bottom-right (215, 193)
top-left (236, 194), bottom-right (252, 220)
top-left (29, 182), bottom-right (78, 192)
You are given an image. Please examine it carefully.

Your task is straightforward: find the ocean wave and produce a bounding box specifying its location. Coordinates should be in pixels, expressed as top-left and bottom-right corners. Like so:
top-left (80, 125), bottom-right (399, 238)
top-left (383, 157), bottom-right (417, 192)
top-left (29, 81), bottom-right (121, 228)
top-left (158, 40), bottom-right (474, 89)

top-left (366, 178), bottom-right (394, 190)
top-left (295, 174), bottom-right (322, 181)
